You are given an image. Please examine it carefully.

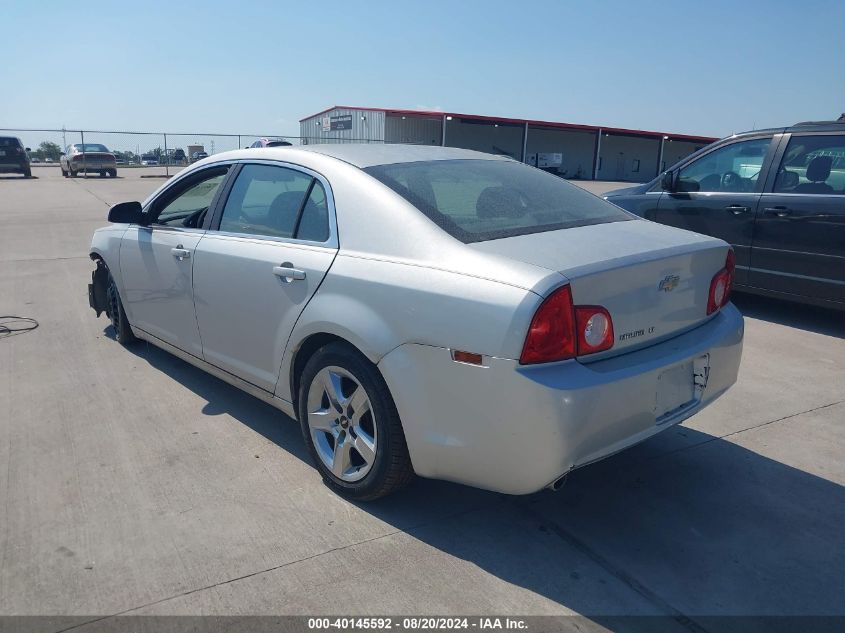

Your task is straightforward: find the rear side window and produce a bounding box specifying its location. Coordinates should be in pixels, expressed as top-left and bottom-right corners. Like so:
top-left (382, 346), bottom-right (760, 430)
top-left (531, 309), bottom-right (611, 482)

top-left (364, 159), bottom-right (631, 243)
top-left (774, 135), bottom-right (845, 194)
top-left (218, 163), bottom-right (330, 242)
top-left (295, 181), bottom-right (330, 242)
top-left (219, 164), bottom-right (312, 238)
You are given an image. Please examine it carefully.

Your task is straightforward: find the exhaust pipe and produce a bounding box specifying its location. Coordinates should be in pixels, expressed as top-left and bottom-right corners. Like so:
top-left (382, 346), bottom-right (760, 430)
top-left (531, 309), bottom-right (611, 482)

top-left (546, 474), bottom-right (567, 492)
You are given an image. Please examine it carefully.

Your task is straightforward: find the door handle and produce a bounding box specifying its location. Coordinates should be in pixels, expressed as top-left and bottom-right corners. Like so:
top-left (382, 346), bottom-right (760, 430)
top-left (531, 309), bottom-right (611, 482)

top-left (273, 264), bottom-right (306, 282)
top-left (725, 205), bottom-right (750, 215)
top-left (171, 246), bottom-right (191, 260)
top-left (763, 206), bottom-right (792, 218)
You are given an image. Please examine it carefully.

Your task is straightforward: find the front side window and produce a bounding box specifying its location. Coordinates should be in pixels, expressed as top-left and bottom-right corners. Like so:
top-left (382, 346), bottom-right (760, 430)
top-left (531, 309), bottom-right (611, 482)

top-left (773, 135), bottom-right (845, 195)
top-left (154, 168), bottom-right (229, 227)
top-left (678, 138), bottom-right (771, 193)
top-left (364, 159), bottom-right (631, 243)
top-left (218, 164), bottom-right (314, 239)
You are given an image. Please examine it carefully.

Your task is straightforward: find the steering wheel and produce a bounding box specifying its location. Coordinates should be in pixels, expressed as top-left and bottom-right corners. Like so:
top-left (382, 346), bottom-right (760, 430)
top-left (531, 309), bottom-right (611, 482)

top-left (720, 171), bottom-right (742, 191)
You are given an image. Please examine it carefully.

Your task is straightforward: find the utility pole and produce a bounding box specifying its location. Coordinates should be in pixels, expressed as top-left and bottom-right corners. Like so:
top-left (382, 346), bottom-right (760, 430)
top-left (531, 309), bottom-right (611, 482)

top-left (61, 126), bottom-right (66, 149)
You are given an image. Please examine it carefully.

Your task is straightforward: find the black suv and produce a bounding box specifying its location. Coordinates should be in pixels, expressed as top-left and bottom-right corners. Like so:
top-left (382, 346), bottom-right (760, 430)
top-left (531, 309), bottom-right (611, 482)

top-left (0, 136), bottom-right (32, 178)
top-left (604, 120), bottom-right (845, 311)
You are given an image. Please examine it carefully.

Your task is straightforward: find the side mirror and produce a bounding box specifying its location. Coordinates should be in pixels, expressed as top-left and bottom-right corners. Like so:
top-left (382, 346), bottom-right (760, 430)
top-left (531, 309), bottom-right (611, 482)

top-left (660, 170), bottom-right (676, 192)
top-left (108, 201), bottom-right (144, 224)
top-left (60, 152), bottom-right (66, 156)
top-left (25, 147), bottom-right (31, 152)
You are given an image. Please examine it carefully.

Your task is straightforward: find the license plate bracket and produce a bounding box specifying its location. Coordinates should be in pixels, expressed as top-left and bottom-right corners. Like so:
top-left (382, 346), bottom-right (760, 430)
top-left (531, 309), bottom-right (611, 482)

top-left (654, 355), bottom-right (709, 424)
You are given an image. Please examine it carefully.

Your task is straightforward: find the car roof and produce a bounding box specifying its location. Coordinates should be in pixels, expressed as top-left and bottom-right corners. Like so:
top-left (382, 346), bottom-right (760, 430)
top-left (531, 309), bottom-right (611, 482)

top-left (729, 120), bottom-right (844, 139)
top-left (296, 143), bottom-right (513, 168)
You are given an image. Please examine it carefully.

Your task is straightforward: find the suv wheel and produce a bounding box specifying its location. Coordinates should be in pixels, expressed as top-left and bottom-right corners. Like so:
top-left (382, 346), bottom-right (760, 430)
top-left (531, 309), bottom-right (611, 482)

top-left (298, 343), bottom-right (413, 500)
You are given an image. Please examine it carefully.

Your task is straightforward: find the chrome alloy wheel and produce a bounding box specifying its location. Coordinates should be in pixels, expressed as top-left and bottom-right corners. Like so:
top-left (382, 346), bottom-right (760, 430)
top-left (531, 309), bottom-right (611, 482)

top-left (306, 366), bottom-right (378, 482)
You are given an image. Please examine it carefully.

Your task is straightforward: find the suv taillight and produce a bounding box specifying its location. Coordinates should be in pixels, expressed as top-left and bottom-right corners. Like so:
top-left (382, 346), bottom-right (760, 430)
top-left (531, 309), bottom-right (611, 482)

top-left (520, 285), bottom-right (614, 364)
top-left (707, 248), bottom-right (735, 315)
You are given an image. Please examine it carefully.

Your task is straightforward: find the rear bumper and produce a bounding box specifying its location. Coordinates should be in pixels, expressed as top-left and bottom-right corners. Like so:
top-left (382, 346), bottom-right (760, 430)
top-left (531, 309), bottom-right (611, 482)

top-left (70, 160), bottom-right (116, 171)
top-left (378, 303), bottom-right (744, 494)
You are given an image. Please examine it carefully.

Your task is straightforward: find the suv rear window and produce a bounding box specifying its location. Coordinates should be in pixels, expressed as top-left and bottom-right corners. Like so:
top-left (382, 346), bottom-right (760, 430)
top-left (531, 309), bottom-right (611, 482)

top-left (0, 137), bottom-right (22, 147)
top-left (364, 159), bottom-right (631, 243)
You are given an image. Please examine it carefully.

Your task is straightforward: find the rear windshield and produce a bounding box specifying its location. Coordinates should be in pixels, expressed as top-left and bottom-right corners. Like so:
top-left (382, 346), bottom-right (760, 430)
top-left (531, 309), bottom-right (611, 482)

top-left (0, 137), bottom-right (22, 147)
top-left (364, 159), bottom-right (631, 243)
top-left (73, 144), bottom-right (110, 152)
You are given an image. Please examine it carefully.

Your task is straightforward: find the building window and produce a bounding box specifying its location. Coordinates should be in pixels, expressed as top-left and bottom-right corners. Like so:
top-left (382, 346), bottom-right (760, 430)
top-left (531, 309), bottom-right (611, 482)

top-left (632, 159), bottom-right (640, 173)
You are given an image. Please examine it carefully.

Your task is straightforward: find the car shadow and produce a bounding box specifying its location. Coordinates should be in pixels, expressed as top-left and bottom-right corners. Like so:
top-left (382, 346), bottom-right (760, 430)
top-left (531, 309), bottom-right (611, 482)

top-left (117, 326), bottom-right (845, 624)
top-left (733, 292), bottom-right (844, 338)
top-left (120, 332), bottom-right (312, 463)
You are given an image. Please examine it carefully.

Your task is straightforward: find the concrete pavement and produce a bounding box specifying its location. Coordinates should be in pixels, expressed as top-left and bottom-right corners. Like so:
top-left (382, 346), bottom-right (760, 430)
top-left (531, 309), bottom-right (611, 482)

top-left (1, 168), bottom-right (843, 626)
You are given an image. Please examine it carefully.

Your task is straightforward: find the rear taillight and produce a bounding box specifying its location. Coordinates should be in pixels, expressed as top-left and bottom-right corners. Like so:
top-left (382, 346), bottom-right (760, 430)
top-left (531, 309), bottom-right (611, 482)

top-left (575, 306), bottom-right (614, 355)
top-left (520, 286), bottom-right (576, 364)
top-left (520, 285), bottom-right (614, 364)
top-left (707, 248), bottom-right (735, 315)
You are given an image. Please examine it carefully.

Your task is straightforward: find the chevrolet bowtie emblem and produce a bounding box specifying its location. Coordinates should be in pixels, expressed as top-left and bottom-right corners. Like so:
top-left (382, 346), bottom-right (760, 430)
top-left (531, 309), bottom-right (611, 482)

top-left (658, 275), bottom-right (680, 292)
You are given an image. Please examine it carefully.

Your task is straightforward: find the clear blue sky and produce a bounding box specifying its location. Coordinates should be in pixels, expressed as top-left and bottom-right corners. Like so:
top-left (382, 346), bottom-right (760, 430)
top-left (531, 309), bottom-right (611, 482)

top-left (2, 0), bottom-right (843, 141)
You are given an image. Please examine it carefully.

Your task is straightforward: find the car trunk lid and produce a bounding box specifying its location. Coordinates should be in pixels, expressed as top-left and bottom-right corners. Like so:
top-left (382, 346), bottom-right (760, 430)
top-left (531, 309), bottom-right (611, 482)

top-left (468, 219), bottom-right (730, 359)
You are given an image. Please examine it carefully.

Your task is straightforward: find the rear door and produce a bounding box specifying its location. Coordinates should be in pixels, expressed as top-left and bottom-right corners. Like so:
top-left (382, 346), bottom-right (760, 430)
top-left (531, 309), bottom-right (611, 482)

top-left (119, 165), bottom-right (231, 356)
top-left (192, 161), bottom-right (338, 392)
top-left (750, 132), bottom-right (845, 305)
top-left (655, 135), bottom-right (778, 285)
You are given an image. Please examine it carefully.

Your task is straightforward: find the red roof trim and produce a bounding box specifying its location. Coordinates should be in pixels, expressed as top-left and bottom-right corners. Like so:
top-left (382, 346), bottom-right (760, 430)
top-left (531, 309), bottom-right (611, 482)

top-left (299, 105), bottom-right (717, 143)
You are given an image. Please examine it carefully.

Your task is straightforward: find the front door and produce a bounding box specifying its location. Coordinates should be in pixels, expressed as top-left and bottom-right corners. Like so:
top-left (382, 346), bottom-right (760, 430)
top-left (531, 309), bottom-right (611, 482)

top-left (656, 136), bottom-right (776, 285)
top-left (119, 166), bottom-right (230, 355)
top-left (193, 162), bottom-right (338, 392)
top-left (751, 132), bottom-right (845, 305)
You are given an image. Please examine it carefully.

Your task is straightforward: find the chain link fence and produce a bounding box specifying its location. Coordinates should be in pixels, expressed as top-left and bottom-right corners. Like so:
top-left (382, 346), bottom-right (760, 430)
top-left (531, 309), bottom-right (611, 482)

top-left (1, 128), bottom-right (387, 178)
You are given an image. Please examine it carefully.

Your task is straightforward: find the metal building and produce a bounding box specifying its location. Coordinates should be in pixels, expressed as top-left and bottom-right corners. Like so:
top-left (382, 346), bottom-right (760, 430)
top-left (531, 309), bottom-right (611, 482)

top-left (299, 105), bottom-right (717, 182)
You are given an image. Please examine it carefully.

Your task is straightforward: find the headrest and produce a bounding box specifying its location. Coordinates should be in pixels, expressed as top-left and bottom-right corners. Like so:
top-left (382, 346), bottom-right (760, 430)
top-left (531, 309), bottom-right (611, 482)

top-left (476, 187), bottom-right (527, 219)
top-left (269, 191), bottom-right (304, 214)
top-left (776, 170), bottom-right (799, 190)
top-left (806, 156), bottom-right (832, 182)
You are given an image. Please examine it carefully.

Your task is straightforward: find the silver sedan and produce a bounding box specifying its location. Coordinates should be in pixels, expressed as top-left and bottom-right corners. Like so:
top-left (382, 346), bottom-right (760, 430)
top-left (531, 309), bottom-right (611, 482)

top-left (88, 145), bottom-right (744, 499)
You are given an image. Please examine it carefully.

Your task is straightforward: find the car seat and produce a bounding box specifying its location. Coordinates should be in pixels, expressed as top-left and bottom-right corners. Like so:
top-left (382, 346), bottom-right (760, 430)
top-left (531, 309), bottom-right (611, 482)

top-left (794, 156), bottom-right (834, 194)
top-left (267, 191), bottom-right (306, 235)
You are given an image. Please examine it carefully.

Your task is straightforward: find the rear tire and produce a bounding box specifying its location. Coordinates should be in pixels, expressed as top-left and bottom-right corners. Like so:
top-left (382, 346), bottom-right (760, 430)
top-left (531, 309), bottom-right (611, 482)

top-left (297, 342), bottom-right (413, 500)
top-left (99, 171), bottom-right (106, 178)
top-left (69, 168), bottom-right (77, 178)
top-left (108, 168), bottom-right (117, 178)
top-left (23, 166), bottom-right (32, 178)
top-left (106, 274), bottom-right (136, 345)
